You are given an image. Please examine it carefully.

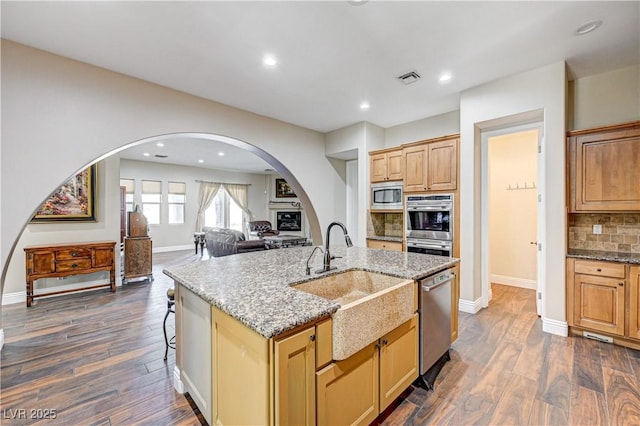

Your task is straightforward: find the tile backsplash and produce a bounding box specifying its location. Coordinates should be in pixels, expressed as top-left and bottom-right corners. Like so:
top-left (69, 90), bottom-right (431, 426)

top-left (568, 213), bottom-right (640, 253)
top-left (368, 212), bottom-right (403, 238)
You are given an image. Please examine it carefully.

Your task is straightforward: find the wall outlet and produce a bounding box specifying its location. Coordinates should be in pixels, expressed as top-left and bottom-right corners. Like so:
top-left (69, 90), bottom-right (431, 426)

top-left (593, 224), bottom-right (603, 234)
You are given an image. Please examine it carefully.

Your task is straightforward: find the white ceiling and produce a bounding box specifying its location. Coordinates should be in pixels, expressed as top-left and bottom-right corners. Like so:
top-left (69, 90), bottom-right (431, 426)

top-left (2, 1), bottom-right (639, 173)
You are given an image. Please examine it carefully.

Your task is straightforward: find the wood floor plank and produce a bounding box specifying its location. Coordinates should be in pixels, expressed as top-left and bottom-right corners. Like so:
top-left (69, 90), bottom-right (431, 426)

top-left (409, 395), bottom-right (457, 426)
top-left (528, 397), bottom-right (569, 425)
top-left (569, 383), bottom-right (609, 426)
top-left (573, 334), bottom-right (605, 393)
top-left (488, 373), bottom-right (537, 425)
top-left (600, 340), bottom-right (634, 374)
top-left (603, 366), bottom-right (640, 425)
top-left (536, 337), bottom-right (574, 411)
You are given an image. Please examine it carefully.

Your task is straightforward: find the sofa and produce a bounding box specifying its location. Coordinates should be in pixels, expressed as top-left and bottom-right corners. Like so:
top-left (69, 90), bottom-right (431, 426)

top-left (203, 227), bottom-right (265, 257)
top-left (248, 220), bottom-right (280, 239)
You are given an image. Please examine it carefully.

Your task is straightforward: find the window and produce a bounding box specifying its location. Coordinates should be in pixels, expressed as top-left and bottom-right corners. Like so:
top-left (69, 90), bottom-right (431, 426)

top-left (141, 180), bottom-right (161, 225)
top-left (168, 181), bottom-right (186, 224)
top-left (119, 178), bottom-right (135, 212)
top-left (204, 188), bottom-right (245, 232)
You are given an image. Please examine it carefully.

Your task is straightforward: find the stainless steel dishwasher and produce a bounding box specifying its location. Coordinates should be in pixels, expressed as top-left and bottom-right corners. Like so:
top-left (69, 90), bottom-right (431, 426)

top-left (416, 267), bottom-right (455, 390)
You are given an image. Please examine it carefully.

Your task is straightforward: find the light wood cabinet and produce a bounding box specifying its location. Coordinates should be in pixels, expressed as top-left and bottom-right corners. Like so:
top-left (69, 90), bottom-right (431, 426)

top-left (568, 121), bottom-right (640, 212)
top-left (366, 239), bottom-right (403, 252)
top-left (316, 314), bottom-right (419, 426)
top-left (403, 137), bottom-right (458, 192)
top-left (211, 306), bottom-right (322, 426)
top-left (567, 259), bottom-right (626, 336)
top-left (628, 266), bottom-right (640, 340)
top-left (316, 342), bottom-right (379, 426)
top-left (370, 148), bottom-right (403, 182)
top-left (275, 327), bottom-right (316, 426)
top-left (379, 314), bottom-right (419, 410)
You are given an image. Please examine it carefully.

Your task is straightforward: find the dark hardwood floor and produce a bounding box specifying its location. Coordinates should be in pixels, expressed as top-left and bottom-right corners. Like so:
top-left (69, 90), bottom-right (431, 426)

top-left (3, 250), bottom-right (640, 425)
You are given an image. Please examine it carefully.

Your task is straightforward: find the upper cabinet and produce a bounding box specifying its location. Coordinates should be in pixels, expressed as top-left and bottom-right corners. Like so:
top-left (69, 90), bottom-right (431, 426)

top-left (370, 148), bottom-right (403, 182)
top-left (568, 121), bottom-right (640, 212)
top-left (403, 136), bottom-right (458, 192)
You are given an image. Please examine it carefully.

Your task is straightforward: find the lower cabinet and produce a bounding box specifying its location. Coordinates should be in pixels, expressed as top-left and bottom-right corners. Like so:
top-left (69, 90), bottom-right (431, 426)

top-left (567, 259), bottom-right (640, 346)
top-left (316, 314), bottom-right (419, 426)
top-left (209, 308), bottom-right (418, 426)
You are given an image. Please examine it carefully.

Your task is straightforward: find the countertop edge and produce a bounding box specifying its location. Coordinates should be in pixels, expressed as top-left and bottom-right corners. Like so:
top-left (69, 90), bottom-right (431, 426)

top-left (566, 250), bottom-right (640, 265)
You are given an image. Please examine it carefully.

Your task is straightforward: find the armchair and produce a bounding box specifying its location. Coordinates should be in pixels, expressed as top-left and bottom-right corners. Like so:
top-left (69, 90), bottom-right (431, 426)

top-left (248, 220), bottom-right (280, 239)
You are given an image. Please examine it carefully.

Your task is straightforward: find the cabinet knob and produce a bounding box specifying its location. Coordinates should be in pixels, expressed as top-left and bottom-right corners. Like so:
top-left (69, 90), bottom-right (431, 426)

top-left (619, 282), bottom-right (624, 287)
top-left (72, 263), bottom-right (78, 268)
top-left (71, 252), bottom-right (78, 257)
top-left (597, 268), bottom-right (602, 272)
top-left (310, 334), bottom-right (316, 342)
top-left (382, 338), bottom-right (388, 345)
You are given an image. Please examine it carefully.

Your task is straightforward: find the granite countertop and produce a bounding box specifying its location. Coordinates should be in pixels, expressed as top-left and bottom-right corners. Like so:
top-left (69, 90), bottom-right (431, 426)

top-left (163, 246), bottom-right (459, 339)
top-left (567, 249), bottom-right (640, 264)
top-left (366, 235), bottom-right (403, 243)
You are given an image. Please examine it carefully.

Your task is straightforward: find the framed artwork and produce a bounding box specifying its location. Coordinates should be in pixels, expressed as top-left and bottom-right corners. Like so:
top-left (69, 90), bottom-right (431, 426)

top-left (32, 164), bottom-right (97, 222)
top-left (275, 178), bottom-right (296, 198)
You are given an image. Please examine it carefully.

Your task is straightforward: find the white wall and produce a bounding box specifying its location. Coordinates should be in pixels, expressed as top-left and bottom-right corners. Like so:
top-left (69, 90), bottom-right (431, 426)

top-left (119, 159), bottom-right (268, 248)
top-left (459, 61), bottom-right (567, 335)
top-left (570, 64), bottom-right (640, 130)
top-left (1, 40), bottom-right (348, 300)
top-left (4, 156), bottom-right (121, 301)
top-left (489, 130), bottom-right (538, 289)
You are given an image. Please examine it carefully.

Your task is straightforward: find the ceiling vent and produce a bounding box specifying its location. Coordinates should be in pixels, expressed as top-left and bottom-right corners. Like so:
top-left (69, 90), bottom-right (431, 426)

top-left (154, 154), bottom-right (168, 158)
top-left (397, 71), bottom-right (421, 85)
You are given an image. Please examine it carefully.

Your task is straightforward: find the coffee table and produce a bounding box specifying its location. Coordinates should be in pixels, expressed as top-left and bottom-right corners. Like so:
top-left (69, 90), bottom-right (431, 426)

top-left (264, 235), bottom-right (310, 248)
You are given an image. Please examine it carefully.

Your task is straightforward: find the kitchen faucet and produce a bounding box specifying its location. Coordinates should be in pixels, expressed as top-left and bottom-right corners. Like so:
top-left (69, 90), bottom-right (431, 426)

top-left (317, 221), bottom-right (353, 273)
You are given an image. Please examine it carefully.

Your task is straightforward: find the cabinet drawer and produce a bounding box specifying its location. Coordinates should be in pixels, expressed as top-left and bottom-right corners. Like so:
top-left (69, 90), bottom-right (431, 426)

top-left (56, 248), bottom-right (91, 260)
top-left (367, 240), bottom-right (403, 252)
top-left (574, 260), bottom-right (625, 278)
top-left (56, 259), bottom-right (92, 272)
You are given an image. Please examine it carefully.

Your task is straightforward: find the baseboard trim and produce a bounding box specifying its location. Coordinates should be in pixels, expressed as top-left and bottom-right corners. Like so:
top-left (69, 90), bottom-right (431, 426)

top-left (173, 366), bottom-right (185, 394)
top-left (490, 274), bottom-right (537, 290)
top-left (459, 297), bottom-right (483, 314)
top-left (154, 244), bottom-right (193, 253)
top-left (2, 291), bottom-right (25, 306)
top-left (542, 317), bottom-right (568, 337)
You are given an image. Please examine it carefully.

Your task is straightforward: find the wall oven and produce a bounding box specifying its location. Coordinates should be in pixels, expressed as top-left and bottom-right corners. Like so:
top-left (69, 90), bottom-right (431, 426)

top-left (371, 181), bottom-right (403, 210)
top-left (406, 194), bottom-right (454, 256)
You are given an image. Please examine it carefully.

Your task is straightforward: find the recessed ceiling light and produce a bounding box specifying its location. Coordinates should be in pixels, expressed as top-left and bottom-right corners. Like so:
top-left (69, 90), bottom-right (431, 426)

top-left (575, 20), bottom-right (602, 35)
top-left (360, 102), bottom-right (370, 111)
top-left (439, 72), bottom-right (453, 83)
top-left (143, 152), bottom-right (150, 157)
top-left (263, 54), bottom-right (277, 68)
top-left (218, 151), bottom-right (225, 156)
top-left (156, 142), bottom-right (164, 147)
top-left (348, 0), bottom-right (368, 5)
top-left (198, 159), bottom-right (204, 164)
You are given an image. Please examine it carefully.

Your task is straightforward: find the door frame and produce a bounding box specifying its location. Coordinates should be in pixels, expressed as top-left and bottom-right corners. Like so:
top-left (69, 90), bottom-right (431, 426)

top-left (480, 120), bottom-right (544, 316)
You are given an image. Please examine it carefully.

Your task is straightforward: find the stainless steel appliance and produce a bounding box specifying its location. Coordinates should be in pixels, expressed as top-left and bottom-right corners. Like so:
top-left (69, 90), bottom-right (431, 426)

top-left (406, 194), bottom-right (454, 256)
top-left (371, 181), bottom-right (403, 210)
top-left (417, 267), bottom-right (455, 390)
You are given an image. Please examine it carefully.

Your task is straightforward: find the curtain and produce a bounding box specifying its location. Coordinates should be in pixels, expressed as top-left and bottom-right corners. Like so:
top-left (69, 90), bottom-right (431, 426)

top-left (195, 182), bottom-right (221, 232)
top-left (223, 183), bottom-right (252, 220)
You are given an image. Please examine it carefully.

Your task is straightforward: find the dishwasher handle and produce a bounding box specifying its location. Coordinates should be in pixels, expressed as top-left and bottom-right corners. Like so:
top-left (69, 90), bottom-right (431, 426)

top-left (421, 272), bottom-right (455, 292)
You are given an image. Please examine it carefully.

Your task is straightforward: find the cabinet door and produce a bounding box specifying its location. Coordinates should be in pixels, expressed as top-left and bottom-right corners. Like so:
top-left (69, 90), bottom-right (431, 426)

top-left (403, 145), bottom-right (428, 192)
top-left (573, 273), bottom-right (625, 336)
top-left (572, 129), bottom-right (640, 211)
top-left (28, 251), bottom-right (55, 275)
top-left (370, 153), bottom-right (388, 183)
top-left (379, 314), bottom-right (418, 411)
top-left (316, 343), bottom-right (379, 426)
top-left (274, 327), bottom-right (316, 426)
top-left (427, 138), bottom-right (458, 191)
top-left (629, 266), bottom-right (640, 340)
top-left (124, 237), bottom-right (152, 278)
top-left (386, 150), bottom-right (404, 181)
top-left (93, 246), bottom-right (114, 268)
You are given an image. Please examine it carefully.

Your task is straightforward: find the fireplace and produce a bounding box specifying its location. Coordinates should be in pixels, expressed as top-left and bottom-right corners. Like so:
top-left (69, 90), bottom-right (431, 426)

top-left (276, 211), bottom-right (302, 232)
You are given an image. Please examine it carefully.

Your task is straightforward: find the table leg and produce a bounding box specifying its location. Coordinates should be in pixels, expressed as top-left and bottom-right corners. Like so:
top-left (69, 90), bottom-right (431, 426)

top-left (199, 239), bottom-right (205, 257)
top-left (26, 279), bottom-right (33, 307)
top-left (194, 238), bottom-right (199, 254)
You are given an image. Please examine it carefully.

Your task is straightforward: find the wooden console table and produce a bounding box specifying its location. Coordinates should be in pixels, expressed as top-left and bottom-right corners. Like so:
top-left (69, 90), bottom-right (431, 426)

top-left (24, 241), bottom-right (116, 307)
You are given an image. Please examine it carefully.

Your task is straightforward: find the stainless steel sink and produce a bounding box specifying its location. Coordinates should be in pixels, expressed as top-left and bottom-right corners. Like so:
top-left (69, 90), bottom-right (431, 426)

top-left (293, 270), bottom-right (415, 360)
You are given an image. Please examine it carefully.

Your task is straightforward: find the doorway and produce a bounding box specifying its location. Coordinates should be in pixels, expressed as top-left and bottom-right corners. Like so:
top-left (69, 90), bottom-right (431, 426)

top-left (481, 123), bottom-right (544, 316)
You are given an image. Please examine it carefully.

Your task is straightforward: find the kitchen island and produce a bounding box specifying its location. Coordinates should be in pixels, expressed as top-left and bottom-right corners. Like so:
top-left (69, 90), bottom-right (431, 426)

top-left (164, 245), bottom-right (459, 425)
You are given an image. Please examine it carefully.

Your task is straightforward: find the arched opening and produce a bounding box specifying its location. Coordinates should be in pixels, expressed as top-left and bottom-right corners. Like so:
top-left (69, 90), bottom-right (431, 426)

top-left (1, 132), bottom-right (323, 299)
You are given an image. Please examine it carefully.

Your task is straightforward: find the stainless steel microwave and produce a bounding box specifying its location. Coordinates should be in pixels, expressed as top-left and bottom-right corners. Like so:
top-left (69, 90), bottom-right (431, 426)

top-left (371, 181), bottom-right (403, 209)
